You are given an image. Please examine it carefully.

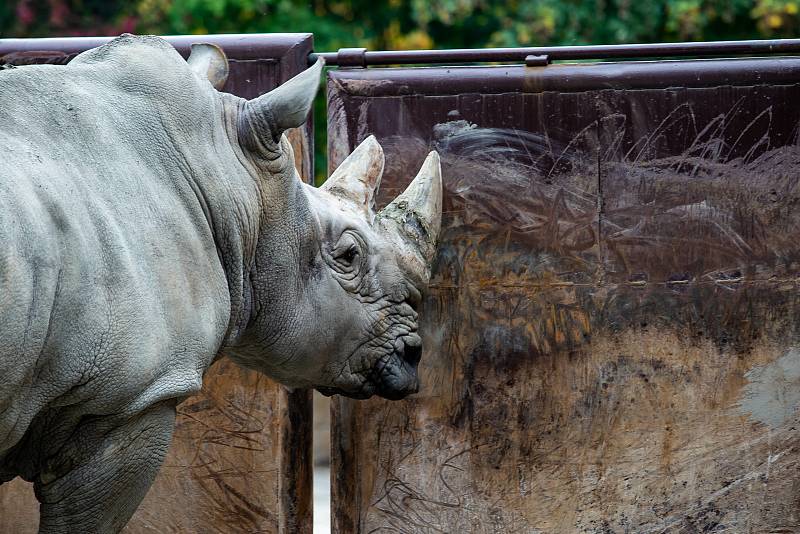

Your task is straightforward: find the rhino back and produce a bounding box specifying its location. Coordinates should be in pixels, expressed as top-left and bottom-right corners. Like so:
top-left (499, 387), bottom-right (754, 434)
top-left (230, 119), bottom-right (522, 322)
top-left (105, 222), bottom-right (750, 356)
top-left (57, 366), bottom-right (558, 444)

top-left (0, 36), bottom-right (236, 456)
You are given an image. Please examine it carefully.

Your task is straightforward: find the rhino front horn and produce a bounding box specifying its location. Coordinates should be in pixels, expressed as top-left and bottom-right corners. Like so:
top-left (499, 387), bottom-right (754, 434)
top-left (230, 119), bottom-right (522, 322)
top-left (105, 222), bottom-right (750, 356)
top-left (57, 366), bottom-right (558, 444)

top-left (187, 43), bottom-right (229, 90)
top-left (380, 151), bottom-right (443, 263)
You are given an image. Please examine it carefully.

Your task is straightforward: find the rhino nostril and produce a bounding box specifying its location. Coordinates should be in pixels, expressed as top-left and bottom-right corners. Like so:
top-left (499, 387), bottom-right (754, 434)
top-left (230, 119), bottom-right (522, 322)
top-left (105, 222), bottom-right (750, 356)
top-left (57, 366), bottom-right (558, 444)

top-left (406, 285), bottom-right (423, 312)
top-left (402, 343), bottom-right (422, 366)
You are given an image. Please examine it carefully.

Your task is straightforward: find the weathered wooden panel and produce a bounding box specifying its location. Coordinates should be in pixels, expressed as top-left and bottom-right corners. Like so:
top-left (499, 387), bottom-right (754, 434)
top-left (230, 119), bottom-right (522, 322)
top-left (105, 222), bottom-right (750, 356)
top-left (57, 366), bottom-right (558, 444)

top-left (0, 34), bottom-right (315, 534)
top-left (329, 60), bottom-right (800, 533)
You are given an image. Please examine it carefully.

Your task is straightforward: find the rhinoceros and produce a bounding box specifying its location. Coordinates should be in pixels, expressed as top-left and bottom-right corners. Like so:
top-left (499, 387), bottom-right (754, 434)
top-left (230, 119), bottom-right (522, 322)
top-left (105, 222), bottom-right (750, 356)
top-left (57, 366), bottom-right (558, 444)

top-left (0, 34), bottom-right (441, 532)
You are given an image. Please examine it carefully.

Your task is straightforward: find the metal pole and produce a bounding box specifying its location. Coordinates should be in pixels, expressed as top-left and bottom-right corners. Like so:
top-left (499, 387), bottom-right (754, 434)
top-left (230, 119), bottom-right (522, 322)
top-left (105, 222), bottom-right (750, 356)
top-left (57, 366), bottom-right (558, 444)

top-left (310, 38), bottom-right (800, 67)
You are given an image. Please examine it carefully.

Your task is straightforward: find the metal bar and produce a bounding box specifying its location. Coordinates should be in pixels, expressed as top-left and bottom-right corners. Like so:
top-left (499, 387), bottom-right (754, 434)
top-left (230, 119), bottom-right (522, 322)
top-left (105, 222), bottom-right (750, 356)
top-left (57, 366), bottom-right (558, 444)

top-left (310, 38), bottom-right (800, 66)
top-left (0, 33), bottom-right (312, 61)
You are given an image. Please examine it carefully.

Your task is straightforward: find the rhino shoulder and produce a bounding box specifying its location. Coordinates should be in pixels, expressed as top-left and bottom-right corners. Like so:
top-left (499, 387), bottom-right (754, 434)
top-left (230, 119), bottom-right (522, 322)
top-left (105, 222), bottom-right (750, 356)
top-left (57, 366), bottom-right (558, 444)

top-left (67, 34), bottom-right (218, 120)
top-left (69, 33), bottom-right (187, 78)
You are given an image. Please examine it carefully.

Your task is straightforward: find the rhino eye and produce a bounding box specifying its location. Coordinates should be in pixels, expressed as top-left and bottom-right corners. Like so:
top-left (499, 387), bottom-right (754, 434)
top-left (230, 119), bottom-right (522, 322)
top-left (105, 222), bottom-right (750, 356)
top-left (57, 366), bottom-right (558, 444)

top-left (340, 245), bottom-right (358, 265)
top-left (330, 231), bottom-right (365, 276)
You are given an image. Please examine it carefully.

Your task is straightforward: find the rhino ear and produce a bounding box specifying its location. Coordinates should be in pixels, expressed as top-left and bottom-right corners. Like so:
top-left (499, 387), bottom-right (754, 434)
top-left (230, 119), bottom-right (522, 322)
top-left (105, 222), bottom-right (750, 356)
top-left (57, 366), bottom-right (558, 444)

top-left (379, 151), bottom-right (443, 264)
top-left (321, 136), bottom-right (384, 219)
top-left (187, 43), bottom-right (229, 90)
top-left (240, 57), bottom-right (324, 147)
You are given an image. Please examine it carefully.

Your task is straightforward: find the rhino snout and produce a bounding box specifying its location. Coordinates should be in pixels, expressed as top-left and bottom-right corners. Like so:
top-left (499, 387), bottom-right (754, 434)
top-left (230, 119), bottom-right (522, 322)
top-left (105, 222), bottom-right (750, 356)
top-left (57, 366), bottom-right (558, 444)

top-left (316, 334), bottom-right (422, 401)
top-left (375, 334), bottom-right (421, 401)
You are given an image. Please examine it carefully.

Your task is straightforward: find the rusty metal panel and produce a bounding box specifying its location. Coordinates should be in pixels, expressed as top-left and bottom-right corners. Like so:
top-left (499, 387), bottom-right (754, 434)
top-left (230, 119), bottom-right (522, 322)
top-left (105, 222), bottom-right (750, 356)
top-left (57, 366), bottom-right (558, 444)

top-left (0, 34), bottom-right (314, 534)
top-left (328, 59), bottom-right (800, 532)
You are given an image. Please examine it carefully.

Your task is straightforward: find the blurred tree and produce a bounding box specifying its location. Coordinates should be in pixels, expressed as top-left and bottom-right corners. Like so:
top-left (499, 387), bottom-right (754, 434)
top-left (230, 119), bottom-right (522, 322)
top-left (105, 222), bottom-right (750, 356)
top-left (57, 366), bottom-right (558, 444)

top-left (2, 0), bottom-right (798, 180)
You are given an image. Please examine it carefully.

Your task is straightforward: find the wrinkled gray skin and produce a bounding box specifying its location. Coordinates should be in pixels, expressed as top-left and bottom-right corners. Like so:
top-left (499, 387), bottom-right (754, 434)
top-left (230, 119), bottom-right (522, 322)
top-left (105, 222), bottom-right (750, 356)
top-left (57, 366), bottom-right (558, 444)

top-left (0, 34), bottom-right (441, 533)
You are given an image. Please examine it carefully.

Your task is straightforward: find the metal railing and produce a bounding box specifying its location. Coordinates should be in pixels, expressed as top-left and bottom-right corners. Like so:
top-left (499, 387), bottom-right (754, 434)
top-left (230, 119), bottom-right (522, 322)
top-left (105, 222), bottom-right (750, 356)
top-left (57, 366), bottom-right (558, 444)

top-left (310, 38), bottom-right (800, 67)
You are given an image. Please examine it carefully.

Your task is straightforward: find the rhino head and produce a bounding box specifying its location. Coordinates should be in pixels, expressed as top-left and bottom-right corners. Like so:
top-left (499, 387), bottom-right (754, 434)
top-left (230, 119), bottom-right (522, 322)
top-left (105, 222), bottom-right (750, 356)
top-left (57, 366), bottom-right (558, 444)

top-left (188, 45), bottom-right (442, 400)
top-left (302, 139), bottom-right (442, 400)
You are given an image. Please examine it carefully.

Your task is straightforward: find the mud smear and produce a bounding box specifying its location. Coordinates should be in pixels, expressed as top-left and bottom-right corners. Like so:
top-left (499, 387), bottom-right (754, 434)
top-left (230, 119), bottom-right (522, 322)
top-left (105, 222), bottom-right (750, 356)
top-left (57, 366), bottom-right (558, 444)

top-left (739, 347), bottom-right (800, 428)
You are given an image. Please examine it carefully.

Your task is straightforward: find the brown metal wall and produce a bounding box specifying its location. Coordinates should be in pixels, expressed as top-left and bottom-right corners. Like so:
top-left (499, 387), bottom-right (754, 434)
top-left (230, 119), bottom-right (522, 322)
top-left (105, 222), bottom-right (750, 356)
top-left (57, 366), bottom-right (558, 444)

top-left (0, 34), bottom-right (315, 534)
top-left (328, 59), bottom-right (800, 532)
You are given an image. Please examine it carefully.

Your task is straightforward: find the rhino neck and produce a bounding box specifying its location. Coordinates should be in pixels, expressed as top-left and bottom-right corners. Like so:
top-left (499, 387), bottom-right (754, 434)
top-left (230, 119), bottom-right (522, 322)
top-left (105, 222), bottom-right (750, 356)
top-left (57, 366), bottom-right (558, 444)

top-left (181, 94), bottom-right (271, 350)
top-left (218, 122), bottom-right (318, 369)
top-left (226, 175), bottom-right (317, 372)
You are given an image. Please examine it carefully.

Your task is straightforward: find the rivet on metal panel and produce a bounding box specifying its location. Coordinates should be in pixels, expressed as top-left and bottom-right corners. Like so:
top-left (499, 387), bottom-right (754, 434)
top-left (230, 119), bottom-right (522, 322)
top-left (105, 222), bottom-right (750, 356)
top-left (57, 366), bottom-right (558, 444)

top-left (336, 48), bottom-right (367, 68)
top-left (525, 54), bottom-right (549, 66)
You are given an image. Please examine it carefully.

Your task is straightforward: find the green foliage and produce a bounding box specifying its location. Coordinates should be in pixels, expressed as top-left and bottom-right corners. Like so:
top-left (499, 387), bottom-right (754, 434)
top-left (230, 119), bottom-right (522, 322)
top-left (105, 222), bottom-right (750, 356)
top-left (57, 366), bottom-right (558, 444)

top-left (2, 0), bottom-right (798, 180)
top-left (9, 0), bottom-right (796, 60)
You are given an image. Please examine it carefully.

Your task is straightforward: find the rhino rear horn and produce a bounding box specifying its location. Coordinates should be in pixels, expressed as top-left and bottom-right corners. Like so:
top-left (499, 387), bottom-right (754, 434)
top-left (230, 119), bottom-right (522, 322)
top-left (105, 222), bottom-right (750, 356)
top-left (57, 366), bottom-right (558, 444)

top-left (321, 135), bottom-right (384, 219)
top-left (187, 43), bottom-right (229, 90)
top-left (240, 57), bottom-right (324, 146)
top-left (379, 151), bottom-right (443, 263)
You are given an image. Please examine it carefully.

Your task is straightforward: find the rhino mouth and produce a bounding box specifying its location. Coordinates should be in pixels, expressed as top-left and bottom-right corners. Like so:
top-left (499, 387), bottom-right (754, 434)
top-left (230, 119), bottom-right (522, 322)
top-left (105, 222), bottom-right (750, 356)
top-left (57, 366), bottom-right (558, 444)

top-left (317, 334), bottom-right (422, 400)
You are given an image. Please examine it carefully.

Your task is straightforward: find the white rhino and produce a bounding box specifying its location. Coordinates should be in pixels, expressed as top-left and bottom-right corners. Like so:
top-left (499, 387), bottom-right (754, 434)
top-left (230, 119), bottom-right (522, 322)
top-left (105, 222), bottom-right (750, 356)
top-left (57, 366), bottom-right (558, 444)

top-left (0, 34), bottom-right (441, 532)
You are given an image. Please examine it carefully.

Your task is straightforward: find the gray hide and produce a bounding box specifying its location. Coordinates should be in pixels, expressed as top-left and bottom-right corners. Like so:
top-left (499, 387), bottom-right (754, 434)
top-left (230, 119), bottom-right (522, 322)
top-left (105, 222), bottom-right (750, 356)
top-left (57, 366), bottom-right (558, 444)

top-left (0, 34), bottom-right (441, 533)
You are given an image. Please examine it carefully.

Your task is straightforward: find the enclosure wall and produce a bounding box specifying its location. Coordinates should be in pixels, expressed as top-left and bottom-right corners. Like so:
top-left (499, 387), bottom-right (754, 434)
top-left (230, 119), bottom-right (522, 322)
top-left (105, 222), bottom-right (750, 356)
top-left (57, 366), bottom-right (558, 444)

top-left (328, 58), bottom-right (800, 533)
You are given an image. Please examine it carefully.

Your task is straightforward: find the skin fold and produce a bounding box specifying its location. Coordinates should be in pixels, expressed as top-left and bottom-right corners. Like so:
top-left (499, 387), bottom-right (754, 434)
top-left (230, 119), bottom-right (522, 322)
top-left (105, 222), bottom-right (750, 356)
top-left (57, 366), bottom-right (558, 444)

top-left (0, 34), bottom-right (441, 533)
